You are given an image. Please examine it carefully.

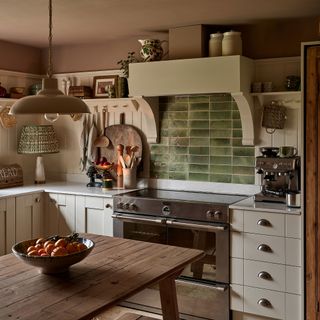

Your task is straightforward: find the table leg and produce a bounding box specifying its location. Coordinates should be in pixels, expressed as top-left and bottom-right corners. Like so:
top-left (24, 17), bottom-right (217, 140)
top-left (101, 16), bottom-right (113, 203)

top-left (159, 275), bottom-right (180, 320)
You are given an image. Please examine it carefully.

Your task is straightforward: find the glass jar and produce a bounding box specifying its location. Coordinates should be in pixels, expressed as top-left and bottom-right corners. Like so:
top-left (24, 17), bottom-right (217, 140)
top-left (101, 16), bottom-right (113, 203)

top-left (209, 32), bottom-right (223, 57)
top-left (222, 31), bottom-right (242, 56)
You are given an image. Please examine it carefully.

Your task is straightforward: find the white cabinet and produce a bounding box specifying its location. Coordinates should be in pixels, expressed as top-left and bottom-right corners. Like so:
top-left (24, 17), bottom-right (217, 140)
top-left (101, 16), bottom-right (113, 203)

top-left (230, 209), bottom-right (302, 320)
top-left (15, 193), bottom-right (43, 242)
top-left (45, 193), bottom-right (76, 237)
top-left (0, 197), bottom-right (15, 255)
top-left (75, 196), bottom-right (113, 236)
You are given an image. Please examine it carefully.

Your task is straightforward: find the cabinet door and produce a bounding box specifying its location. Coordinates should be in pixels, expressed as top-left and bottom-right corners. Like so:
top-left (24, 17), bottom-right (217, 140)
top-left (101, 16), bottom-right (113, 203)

top-left (0, 199), bottom-right (6, 255)
top-left (15, 193), bottom-right (44, 242)
top-left (46, 193), bottom-right (76, 236)
top-left (76, 196), bottom-right (113, 236)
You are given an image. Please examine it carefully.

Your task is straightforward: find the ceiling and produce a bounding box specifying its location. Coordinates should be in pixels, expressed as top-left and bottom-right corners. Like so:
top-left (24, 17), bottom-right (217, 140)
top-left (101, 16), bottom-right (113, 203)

top-left (0, 0), bottom-right (319, 48)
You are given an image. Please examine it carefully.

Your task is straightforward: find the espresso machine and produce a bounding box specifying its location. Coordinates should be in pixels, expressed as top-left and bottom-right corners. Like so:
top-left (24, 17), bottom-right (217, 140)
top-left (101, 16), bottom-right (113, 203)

top-left (255, 154), bottom-right (300, 203)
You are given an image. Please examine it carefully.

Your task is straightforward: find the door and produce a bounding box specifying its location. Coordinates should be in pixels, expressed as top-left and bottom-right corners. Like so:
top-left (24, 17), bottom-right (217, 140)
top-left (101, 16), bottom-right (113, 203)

top-left (305, 44), bottom-right (320, 320)
top-left (76, 196), bottom-right (113, 236)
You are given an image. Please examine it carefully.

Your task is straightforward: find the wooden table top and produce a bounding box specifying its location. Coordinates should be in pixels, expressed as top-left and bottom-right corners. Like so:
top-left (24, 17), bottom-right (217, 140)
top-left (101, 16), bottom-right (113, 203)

top-left (0, 234), bottom-right (204, 320)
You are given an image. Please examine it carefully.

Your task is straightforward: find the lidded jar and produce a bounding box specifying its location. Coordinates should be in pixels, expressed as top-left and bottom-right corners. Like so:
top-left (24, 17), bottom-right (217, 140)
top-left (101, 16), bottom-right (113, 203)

top-left (222, 31), bottom-right (242, 56)
top-left (209, 32), bottom-right (223, 57)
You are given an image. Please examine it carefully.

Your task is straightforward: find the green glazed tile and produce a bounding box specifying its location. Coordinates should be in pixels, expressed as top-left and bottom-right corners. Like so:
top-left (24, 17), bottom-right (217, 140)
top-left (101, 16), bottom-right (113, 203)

top-left (189, 95), bottom-right (210, 103)
top-left (160, 111), bottom-right (169, 120)
top-left (189, 111), bottom-right (209, 120)
top-left (168, 111), bottom-right (188, 120)
top-left (160, 129), bottom-right (168, 137)
top-left (169, 162), bottom-right (188, 172)
top-left (232, 110), bottom-right (241, 119)
top-left (169, 146), bottom-right (189, 154)
top-left (150, 145), bottom-right (169, 154)
top-left (189, 120), bottom-right (209, 129)
top-left (167, 103), bottom-right (188, 112)
top-left (190, 137), bottom-right (210, 146)
top-left (210, 147), bottom-right (232, 156)
top-left (168, 119), bottom-right (188, 128)
top-left (188, 155), bottom-right (209, 164)
top-left (150, 172), bottom-right (169, 179)
top-left (189, 164), bottom-right (209, 173)
top-left (169, 137), bottom-right (189, 146)
top-left (169, 172), bottom-right (188, 180)
top-left (210, 111), bottom-right (232, 119)
top-left (210, 102), bottom-right (233, 111)
top-left (209, 93), bottom-right (232, 102)
top-left (233, 156), bottom-right (255, 166)
top-left (159, 97), bottom-right (169, 103)
top-left (210, 129), bottom-right (232, 138)
top-left (233, 166), bottom-right (255, 175)
top-left (210, 165), bottom-right (232, 174)
top-left (232, 138), bottom-right (243, 146)
top-left (210, 120), bottom-right (232, 129)
top-left (152, 161), bottom-right (169, 171)
top-left (232, 175), bottom-right (255, 184)
top-left (159, 137), bottom-right (169, 145)
top-left (188, 173), bottom-right (209, 182)
top-left (232, 102), bottom-right (239, 110)
top-left (169, 154), bottom-right (189, 162)
top-left (233, 129), bottom-right (243, 138)
top-left (233, 147), bottom-right (255, 156)
top-left (210, 174), bottom-right (232, 183)
top-left (175, 96), bottom-right (189, 103)
top-left (210, 138), bottom-right (231, 146)
top-left (168, 128), bottom-right (188, 137)
top-left (233, 119), bottom-right (242, 129)
top-left (189, 129), bottom-right (209, 137)
top-left (150, 154), bottom-right (169, 162)
top-left (189, 102), bottom-right (209, 111)
top-left (210, 156), bottom-right (232, 165)
top-left (189, 147), bottom-right (210, 155)
top-left (160, 118), bottom-right (169, 129)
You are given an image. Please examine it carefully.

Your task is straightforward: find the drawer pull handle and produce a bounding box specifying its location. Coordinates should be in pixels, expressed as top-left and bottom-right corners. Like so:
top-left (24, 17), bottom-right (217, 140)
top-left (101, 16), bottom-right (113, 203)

top-left (35, 198), bottom-right (41, 203)
top-left (258, 271), bottom-right (272, 280)
top-left (257, 298), bottom-right (272, 308)
top-left (257, 244), bottom-right (272, 252)
top-left (257, 219), bottom-right (271, 227)
top-left (105, 203), bottom-right (112, 209)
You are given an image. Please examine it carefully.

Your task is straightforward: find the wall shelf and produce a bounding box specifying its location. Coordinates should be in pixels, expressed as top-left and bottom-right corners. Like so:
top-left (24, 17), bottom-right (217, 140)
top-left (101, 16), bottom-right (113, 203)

top-left (251, 91), bottom-right (301, 108)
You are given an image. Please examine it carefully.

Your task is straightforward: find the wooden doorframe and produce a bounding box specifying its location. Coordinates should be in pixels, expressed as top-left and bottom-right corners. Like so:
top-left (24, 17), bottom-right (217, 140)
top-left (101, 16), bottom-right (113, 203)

top-left (305, 44), bottom-right (320, 320)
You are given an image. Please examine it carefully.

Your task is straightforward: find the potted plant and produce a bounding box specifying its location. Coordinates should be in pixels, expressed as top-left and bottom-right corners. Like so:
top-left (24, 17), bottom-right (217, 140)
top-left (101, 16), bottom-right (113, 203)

top-left (117, 52), bottom-right (139, 98)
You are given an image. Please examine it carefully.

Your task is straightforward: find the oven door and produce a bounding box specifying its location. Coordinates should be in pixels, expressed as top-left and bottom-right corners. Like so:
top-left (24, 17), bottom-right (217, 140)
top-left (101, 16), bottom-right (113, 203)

top-left (112, 212), bottom-right (167, 244)
top-left (166, 219), bottom-right (229, 283)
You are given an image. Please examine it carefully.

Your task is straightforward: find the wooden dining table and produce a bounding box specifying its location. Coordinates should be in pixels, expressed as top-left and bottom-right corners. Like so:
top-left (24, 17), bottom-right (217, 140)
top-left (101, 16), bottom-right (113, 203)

top-left (0, 233), bottom-right (205, 320)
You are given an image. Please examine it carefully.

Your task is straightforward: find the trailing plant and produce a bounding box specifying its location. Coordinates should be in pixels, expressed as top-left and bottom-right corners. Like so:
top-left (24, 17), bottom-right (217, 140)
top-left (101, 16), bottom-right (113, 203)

top-left (117, 51), bottom-right (139, 78)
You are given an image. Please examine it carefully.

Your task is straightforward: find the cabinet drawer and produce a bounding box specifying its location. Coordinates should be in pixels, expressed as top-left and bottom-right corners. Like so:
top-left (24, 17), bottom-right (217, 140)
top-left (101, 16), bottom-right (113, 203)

top-left (244, 260), bottom-right (285, 292)
top-left (85, 196), bottom-right (104, 209)
top-left (243, 211), bottom-right (284, 237)
top-left (244, 286), bottom-right (285, 319)
top-left (244, 233), bottom-right (285, 264)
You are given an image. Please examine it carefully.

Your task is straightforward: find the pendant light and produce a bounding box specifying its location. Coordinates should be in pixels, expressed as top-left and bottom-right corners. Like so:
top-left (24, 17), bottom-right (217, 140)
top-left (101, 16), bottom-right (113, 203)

top-left (9, 0), bottom-right (90, 120)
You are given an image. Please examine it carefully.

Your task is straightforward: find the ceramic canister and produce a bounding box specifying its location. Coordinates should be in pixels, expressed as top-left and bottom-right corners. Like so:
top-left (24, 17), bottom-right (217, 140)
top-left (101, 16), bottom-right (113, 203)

top-left (209, 32), bottom-right (223, 57)
top-left (222, 31), bottom-right (242, 56)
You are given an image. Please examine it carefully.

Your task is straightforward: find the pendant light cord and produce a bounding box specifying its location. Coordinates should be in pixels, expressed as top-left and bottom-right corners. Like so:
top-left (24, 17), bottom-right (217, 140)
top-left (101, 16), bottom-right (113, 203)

top-left (47, 0), bottom-right (53, 78)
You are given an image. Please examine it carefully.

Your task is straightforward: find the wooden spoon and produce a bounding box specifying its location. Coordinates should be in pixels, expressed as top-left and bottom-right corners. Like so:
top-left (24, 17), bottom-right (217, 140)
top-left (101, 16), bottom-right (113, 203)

top-left (93, 108), bottom-right (109, 147)
top-left (129, 145), bottom-right (139, 168)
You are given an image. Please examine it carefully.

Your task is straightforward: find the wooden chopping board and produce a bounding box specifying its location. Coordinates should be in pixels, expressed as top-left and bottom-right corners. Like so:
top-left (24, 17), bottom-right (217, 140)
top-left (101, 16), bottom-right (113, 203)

top-left (101, 124), bottom-right (142, 165)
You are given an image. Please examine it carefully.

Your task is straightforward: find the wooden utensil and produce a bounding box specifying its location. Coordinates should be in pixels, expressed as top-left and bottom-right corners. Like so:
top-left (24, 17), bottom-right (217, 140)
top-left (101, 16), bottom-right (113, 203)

top-left (116, 144), bottom-right (124, 188)
top-left (129, 145), bottom-right (139, 168)
top-left (93, 108), bottom-right (109, 147)
top-left (0, 106), bottom-right (17, 128)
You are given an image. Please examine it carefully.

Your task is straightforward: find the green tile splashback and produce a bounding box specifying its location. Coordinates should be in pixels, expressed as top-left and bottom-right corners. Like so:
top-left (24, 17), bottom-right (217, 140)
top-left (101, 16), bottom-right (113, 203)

top-left (150, 94), bottom-right (255, 184)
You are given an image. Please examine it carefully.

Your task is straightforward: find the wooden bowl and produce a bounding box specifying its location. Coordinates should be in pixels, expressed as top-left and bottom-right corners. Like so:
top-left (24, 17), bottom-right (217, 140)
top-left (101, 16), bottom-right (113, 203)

top-left (12, 237), bottom-right (95, 274)
top-left (95, 163), bottom-right (114, 171)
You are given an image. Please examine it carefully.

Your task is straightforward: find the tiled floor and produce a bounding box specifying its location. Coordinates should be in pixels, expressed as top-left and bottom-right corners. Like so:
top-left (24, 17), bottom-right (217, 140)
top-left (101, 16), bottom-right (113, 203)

top-left (91, 306), bottom-right (162, 320)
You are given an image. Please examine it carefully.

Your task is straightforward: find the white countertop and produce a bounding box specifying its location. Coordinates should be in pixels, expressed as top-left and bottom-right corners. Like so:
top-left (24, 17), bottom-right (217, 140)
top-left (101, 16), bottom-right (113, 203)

top-left (0, 181), bottom-right (137, 199)
top-left (230, 196), bottom-right (302, 214)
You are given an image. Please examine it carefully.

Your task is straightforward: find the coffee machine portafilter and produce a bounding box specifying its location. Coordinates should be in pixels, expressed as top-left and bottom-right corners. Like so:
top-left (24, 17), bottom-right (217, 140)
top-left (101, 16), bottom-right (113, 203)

top-left (254, 156), bottom-right (300, 203)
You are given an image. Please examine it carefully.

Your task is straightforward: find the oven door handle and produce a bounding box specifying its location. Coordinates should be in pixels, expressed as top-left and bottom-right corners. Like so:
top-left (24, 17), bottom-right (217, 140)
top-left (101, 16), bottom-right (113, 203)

top-left (112, 213), bottom-right (166, 225)
top-left (166, 219), bottom-right (227, 232)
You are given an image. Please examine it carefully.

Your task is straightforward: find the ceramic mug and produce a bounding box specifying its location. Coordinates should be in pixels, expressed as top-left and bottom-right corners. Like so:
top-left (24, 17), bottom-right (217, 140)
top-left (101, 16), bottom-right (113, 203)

top-left (279, 146), bottom-right (297, 157)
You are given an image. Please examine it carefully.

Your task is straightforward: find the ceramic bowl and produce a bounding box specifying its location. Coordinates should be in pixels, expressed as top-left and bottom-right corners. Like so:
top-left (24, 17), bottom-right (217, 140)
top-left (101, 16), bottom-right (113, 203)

top-left (12, 237), bottom-right (95, 274)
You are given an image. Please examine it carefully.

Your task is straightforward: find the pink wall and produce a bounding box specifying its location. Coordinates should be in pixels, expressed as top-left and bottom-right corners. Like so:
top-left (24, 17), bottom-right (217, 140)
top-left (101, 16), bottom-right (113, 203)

top-left (0, 40), bottom-right (42, 74)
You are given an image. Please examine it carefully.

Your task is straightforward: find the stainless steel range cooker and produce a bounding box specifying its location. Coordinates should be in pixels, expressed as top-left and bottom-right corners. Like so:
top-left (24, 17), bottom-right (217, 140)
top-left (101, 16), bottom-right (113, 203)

top-left (113, 189), bottom-right (247, 320)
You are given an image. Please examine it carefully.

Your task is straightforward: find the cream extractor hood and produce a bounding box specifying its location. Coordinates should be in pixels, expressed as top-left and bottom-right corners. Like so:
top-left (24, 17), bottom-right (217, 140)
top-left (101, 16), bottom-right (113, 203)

top-left (129, 56), bottom-right (255, 145)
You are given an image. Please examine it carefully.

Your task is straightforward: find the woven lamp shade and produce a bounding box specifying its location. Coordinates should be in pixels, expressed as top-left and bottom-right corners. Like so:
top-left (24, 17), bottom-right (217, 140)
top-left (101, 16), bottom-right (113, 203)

top-left (18, 125), bottom-right (59, 154)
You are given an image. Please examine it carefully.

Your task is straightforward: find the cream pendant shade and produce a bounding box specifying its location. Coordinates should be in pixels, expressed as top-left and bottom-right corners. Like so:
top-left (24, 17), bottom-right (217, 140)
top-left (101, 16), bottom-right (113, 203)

top-left (9, 78), bottom-right (90, 115)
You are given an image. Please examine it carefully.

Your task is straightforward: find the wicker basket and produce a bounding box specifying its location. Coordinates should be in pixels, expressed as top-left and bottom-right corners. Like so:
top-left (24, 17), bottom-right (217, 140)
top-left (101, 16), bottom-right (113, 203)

top-left (262, 101), bottom-right (286, 133)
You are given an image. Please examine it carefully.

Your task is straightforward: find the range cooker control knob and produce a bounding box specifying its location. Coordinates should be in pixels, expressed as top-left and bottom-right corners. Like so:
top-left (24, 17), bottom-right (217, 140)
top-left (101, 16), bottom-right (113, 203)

top-left (272, 163), bottom-right (278, 169)
top-left (117, 202), bottom-right (124, 209)
top-left (129, 203), bottom-right (137, 211)
top-left (123, 203), bottom-right (130, 210)
top-left (206, 210), bottom-right (222, 219)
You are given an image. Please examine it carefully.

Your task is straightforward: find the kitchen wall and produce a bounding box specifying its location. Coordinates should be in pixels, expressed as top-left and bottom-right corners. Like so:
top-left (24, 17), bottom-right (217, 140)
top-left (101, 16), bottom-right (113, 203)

top-left (150, 94), bottom-right (255, 184)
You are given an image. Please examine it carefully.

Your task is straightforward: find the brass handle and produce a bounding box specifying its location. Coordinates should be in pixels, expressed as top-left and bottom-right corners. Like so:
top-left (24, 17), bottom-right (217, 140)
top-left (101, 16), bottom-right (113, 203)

top-left (257, 298), bottom-right (272, 308)
top-left (257, 219), bottom-right (271, 227)
top-left (257, 244), bottom-right (272, 252)
top-left (105, 203), bottom-right (112, 209)
top-left (35, 198), bottom-right (41, 203)
top-left (258, 271), bottom-right (273, 280)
